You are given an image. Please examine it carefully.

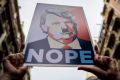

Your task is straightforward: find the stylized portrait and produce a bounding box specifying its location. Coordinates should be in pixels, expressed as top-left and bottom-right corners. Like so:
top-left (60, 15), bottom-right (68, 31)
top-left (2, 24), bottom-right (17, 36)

top-left (24, 4), bottom-right (94, 65)
top-left (26, 9), bottom-right (92, 50)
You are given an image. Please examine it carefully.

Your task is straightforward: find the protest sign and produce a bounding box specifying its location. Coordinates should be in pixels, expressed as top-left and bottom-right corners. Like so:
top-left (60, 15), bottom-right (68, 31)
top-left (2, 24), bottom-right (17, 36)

top-left (24, 3), bottom-right (94, 66)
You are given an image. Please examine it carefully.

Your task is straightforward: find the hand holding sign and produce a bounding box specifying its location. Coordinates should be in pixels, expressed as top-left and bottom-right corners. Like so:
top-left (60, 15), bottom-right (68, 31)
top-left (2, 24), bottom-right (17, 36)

top-left (0, 53), bottom-right (27, 80)
top-left (78, 46), bottom-right (120, 80)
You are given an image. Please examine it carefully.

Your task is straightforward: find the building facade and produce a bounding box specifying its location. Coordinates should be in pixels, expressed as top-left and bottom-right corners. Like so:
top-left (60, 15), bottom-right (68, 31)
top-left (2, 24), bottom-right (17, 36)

top-left (98, 0), bottom-right (120, 69)
top-left (0, 0), bottom-right (30, 80)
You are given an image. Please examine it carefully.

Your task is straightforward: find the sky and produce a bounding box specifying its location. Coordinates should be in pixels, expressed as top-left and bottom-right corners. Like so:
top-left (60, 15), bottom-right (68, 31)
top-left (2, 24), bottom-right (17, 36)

top-left (18, 0), bottom-right (104, 80)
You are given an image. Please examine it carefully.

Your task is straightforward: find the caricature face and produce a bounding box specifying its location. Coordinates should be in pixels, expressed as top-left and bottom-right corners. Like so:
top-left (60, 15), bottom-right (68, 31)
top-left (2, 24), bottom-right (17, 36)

top-left (45, 14), bottom-right (77, 44)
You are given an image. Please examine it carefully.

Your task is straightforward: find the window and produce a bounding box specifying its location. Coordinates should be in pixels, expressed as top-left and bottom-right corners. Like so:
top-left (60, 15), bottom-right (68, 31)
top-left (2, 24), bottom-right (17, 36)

top-left (104, 50), bottom-right (110, 56)
top-left (107, 34), bottom-right (116, 49)
top-left (113, 18), bottom-right (120, 32)
top-left (107, 9), bottom-right (114, 27)
top-left (113, 44), bottom-right (120, 60)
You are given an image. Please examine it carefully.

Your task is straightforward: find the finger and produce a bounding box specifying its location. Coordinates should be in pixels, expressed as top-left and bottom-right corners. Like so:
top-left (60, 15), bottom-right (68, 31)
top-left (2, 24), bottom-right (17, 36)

top-left (7, 54), bottom-right (15, 62)
top-left (8, 54), bottom-right (16, 61)
top-left (94, 55), bottom-right (112, 70)
top-left (17, 53), bottom-right (24, 60)
top-left (94, 55), bottom-right (103, 65)
top-left (95, 55), bottom-right (111, 65)
top-left (8, 54), bottom-right (15, 59)
top-left (8, 54), bottom-right (20, 68)
top-left (102, 56), bottom-right (112, 65)
top-left (16, 53), bottom-right (24, 67)
top-left (78, 65), bottom-right (107, 77)
top-left (109, 59), bottom-right (118, 70)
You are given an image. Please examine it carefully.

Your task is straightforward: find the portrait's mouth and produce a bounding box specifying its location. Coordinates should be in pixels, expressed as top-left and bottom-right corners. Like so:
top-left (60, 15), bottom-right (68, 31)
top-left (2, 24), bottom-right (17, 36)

top-left (62, 32), bottom-right (72, 34)
top-left (62, 34), bottom-right (71, 39)
top-left (60, 36), bottom-right (76, 44)
top-left (59, 33), bottom-right (75, 40)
